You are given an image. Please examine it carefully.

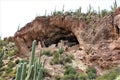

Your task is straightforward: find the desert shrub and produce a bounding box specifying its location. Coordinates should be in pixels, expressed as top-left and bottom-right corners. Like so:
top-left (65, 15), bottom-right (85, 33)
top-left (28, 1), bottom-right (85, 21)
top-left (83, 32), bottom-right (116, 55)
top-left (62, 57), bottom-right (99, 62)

top-left (77, 73), bottom-right (88, 80)
top-left (0, 60), bottom-right (4, 68)
top-left (13, 47), bottom-right (18, 54)
top-left (64, 54), bottom-right (74, 63)
top-left (0, 40), bottom-right (8, 46)
top-left (64, 65), bottom-right (76, 75)
top-left (43, 68), bottom-right (50, 77)
top-left (0, 72), bottom-right (3, 77)
top-left (86, 66), bottom-right (96, 74)
top-left (8, 49), bottom-right (17, 57)
top-left (0, 50), bottom-right (4, 68)
top-left (58, 46), bottom-right (64, 54)
top-left (50, 51), bottom-right (73, 65)
top-left (53, 51), bottom-right (60, 57)
top-left (0, 67), bottom-right (5, 72)
top-left (62, 74), bottom-right (77, 80)
top-left (97, 72), bottom-right (117, 80)
top-left (7, 61), bottom-right (16, 68)
top-left (5, 67), bottom-right (13, 73)
top-left (86, 66), bottom-right (97, 79)
top-left (88, 71), bottom-right (96, 79)
top-left (54, 74), bottom-right (62, 80)
top-left (50, 57), bottom-right (62, 65)
top-left (41, 50), bottom-right (52, 56)
top-left (50, 51), bottom-right (60, 65)
top-left (96, 68), bottom-right (120, 80)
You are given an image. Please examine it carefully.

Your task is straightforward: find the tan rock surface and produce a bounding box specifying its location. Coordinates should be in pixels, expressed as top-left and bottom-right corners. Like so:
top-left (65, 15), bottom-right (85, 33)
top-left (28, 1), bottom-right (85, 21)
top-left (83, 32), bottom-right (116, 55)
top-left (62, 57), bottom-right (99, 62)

top-left (14, 8), bottom-right (120, 71)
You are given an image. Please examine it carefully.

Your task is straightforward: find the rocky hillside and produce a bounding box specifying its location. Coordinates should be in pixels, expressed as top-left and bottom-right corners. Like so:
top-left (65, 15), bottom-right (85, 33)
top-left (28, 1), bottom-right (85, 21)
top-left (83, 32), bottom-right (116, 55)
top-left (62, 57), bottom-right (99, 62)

top-left (14, 7), bottom-right (120, 68)
top-left (1, 7), bottom-right (120, 80)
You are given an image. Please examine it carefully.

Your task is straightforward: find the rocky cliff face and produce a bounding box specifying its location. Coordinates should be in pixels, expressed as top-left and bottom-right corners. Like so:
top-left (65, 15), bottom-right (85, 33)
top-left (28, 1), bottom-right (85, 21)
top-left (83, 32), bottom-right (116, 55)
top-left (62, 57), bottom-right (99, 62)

top-left (14, 15), bottom-right (87, 55)
top-left (14, 8), bottom-right (120, 69)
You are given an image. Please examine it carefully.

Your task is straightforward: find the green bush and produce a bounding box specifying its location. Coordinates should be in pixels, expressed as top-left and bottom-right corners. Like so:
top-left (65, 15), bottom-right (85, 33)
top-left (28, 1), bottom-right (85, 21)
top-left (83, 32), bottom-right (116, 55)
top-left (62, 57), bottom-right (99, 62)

top-left (96, 68), bottom-right (120, 80)
top-left (8, 61), bottom-right (16, 68)
top-left (0, 59), bottom-right (4, 68)
top-left (50, 51), bottom-right (61, 65)
top-left (62, 74), bottom-right (77, 80)
top-left (64, 54), bottom-right (74, 63)
top-left (0, 67), bottom-right (5, 72)
top-left (54, 74), bottom-right (62, 80)
top-left (87, 66), bottom-right (96, 73)
top-left (43, 68), bottom-right (50, 77)
top-left (96, 72), bottom-right (117, 80)
top-left (5, 67), bottom-right (13, 73)
top-left (88, 71), bottom-right (96, 79)
top-left (8, 49), bottom-right (17, 57)
top-left (58, 47), bottom-right (64, 54)
top-left (77, 73), bottom-right (88, 80)
top-left (86, 66), bottom-right (97, 79)
top-left (64, 66), bottom-right (76, 75)
top-left (50, 51), bottom-right (73, 65)
top-left (0, 40), bottom-right (8, 46)
top-left (41, 50), bottom-right (52, 56)
top-left (0, 50), bottom-right (4, 68)
top-left (53, 51), bottom-right (60, 58)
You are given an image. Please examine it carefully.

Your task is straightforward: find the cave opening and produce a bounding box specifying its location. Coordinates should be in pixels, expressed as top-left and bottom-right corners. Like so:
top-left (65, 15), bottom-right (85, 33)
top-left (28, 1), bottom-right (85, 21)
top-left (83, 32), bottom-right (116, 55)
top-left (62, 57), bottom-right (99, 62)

top-left (44, 27), bottom-right (79, 47)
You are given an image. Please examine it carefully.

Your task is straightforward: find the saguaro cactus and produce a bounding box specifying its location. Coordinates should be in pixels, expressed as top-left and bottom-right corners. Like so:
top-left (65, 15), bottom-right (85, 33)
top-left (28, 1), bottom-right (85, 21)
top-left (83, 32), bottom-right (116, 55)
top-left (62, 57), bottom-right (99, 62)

top-left (15, 40), bottom-right (45, 80)
top-left (21, 62), bottom-right (27, 80)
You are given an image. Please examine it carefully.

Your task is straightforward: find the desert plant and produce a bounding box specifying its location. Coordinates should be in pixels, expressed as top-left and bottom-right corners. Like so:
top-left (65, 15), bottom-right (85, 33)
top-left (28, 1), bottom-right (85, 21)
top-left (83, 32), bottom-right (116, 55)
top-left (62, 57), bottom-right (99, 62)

top-left (101, 9), bottom-right (108, 17)
top-left (7, 61), bottom-right (16, 68)
top-left (58, 46), bottom-right (64, 54)
top-left (17, 24), bottom-right (20, 31)
top-left (64, 54), bottom-right (73, 63)
top-left (86, 66), bottom-right (97, 79)
top-left (77, 73), bottom-right (88, 80)
top-left (111, 0), bottom-right (117, 11)
top-left (62, 74), bottom-right (77, 80)
top-left (86, 66), bottom-right (96, 74)
top-left (0, 50), bottom-right (4, 68)
top-left (96, 67), bottom-right (120, 80)
top-left (5, 67), bottom-right (13, 74)
top-left (62, 65), bottom-right (78, 80)
top-left (98, 6), bottom-right (101, 18)
top-left (50, 50), bottom-right (62, 65)
top-left (64, 65), bottom-right (76, 75)
top-left (50, 50), bottom-right (73, 65)
top-left (54, 74), bottom-right (61, 80)
top-left (87, 4), bottom-right (92, 15)
top-left (41, 50), bottom-right (52, 56)
top-left (15, 40), bottom-right (46, 80)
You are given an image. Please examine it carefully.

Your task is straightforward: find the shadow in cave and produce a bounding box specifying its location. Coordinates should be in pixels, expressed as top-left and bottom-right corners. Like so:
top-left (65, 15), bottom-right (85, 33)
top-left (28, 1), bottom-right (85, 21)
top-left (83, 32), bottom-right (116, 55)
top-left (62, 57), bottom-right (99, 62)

top-left (43, 26), bottom-right (79, 47)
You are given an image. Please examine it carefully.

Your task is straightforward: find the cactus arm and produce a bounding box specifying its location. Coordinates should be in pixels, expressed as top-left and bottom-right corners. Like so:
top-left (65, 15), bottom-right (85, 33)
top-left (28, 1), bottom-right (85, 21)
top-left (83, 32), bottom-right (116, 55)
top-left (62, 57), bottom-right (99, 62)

top-left (26, 40), bottom-right (36, 80)
top-left (33, 59), bottom-right (37, 80)
top-left (26, 65), bottom-right (34, 80)
top-left (29, 40), bottom-right (37, 67)
top-left (15, 63), bottom-right (23, 80)
top-left (37, 67), bottom-right (43, 80)
top-left (21, 62), bottom-right (27, 80)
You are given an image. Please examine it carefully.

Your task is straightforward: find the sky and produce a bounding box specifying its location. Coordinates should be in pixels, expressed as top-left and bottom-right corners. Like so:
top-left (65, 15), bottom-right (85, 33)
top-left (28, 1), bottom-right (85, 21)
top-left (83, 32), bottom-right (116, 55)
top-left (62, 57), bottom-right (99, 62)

top-left (0, 0), bottom-right (120, 39)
